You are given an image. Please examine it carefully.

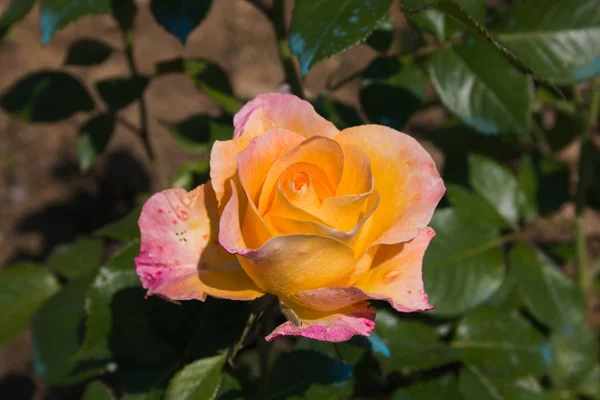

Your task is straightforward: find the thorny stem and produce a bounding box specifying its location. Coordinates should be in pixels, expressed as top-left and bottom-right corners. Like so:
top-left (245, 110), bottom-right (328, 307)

top-left (228, 311), bottom-right (260, 368)
top-left (574, 80), bottom-right (600, 291)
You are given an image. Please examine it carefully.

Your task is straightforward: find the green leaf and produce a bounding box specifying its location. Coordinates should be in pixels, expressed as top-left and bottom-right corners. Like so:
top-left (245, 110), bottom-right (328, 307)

top-left (453, 308), bottom-right (548, 378)
top-left (40, 0), bottom-right (111, 45)
top-left (150, 0), bottom-right (212, 45)
top-left (484, 274), bottom-right (523, 311)
top-left (0, 0), bottom-right (35, 35)
top-left (510, 242), bottom-right (586, 330)
top-left (392, 374), bottom-right (462, 400)
top-left (411, 0), bottom-right (484, 41)
top-left (495, 0), bottom-right (600, 84)
top-left (111, 0), bottom-right (137, 33)
top-left (290, 0), bottom-right (393, 77)
top-left (266, 350), bottom-right (353, 400)
top-left (577, 364), bottom-right (600, 398)
top-left (82, 381), bottom-right (116, 400)
top-left (1, 71), bottom-right (94, 122)
top-left (429, 36), bottom-right (533, 136)
top-left (94, 197), bottom-right (145, 241)
top-left (404, 0), bottom-right (549, 81)
top-left (539, 111), bottom-right (582, 153)
top-left (360, 57), bottom-right (424, 130)
top-left (172, 161), bottom-right (210, 191)
top-left (314, 97), bottom-right (362, 130)
top-left (77, 113), bottom-right (116, 171)
top-left (516, 151), bottom-right (570, 216)
top-left (165, 353), bottom-right (226, 400)
top-left (446, 184), bottom-right (508, 229)
top-left (165, 114), bottom-right (233, 153)
top-left (184, 59), bottom-right (241, 114)
top-left (469, 154), bottom-right (520, 226)
top-left (46, 237), bottom-right (103, 281)
top-left (366, 13), bottom-right (394, 52)
top-left (374, 310), bottom-right (459, 374)
top-left (31, 271), bottom-right (111, 385)
top-left (79, 241), bottom-right (141, 357)
top-left (96, 76), bottom-right (150, 111)
top-left (423, 208), bottom-right (505, 317)
top-left (64, 38), bottom-right (113, 66)
top-left (517, 155), bottom-right (538, 221)
top-left (459, 366), bottom-right (547, 400)
top-left (549, 323), bottom-right (598, 391)
top-left (0, 263), bottom-right (60, 347)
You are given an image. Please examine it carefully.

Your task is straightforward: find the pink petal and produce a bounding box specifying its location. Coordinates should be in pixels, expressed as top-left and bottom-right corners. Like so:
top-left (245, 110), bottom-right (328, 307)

top-left (233, 93), bottom-right (339, 140)
top-left (354, 227), bottom-right (436, 312)
top-left (336, 125), bottom-right (445, 252)
top-left (136, 183), bottom-right (264, 301)
top-left (266, 300), bottom-right (375, 342)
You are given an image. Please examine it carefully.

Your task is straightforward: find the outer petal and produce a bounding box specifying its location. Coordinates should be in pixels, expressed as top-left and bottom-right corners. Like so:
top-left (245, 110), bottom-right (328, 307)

top-left (265, 299), bottom-right (375, 342)
top-left (354, 228), bottom-right (435, 312)
top-left (233, 93), bottom-right (339, 140)
top-left (136, 183), bottom-right (265, 301)
top-left (210, 137), bottom-right (251, 207)
top-left (335, 125), bottom-right (445, 250)
top-left (219, 184), bottom-right (357, 295)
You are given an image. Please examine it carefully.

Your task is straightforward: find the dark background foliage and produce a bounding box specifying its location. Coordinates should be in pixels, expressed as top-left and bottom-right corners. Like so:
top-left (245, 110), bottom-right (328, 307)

top-left (0, 0), bottom-right (599, 399)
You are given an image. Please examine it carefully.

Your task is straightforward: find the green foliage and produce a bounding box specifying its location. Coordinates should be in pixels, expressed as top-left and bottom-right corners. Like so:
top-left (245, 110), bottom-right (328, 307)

top-left (64, 38), bottom-right (113, 66)
top-left (184, 59), bottom-right (241, 114)
top-left (78, 113), bottom-right (116, 171)
top-left (82, 381), bottom-right (116, 400)
top-left (31, 271), bottom-right (111, 385)
top-left (429, 37), bottom-right (533, 136)
top-left (45, 238), bottom-right (103, 280)
top-left (0, 0), bottom-right (35, 37)
top-left (360, 57), bottom-right (424, 130)
top-left (1, 0), bottom-right (599, 399)
top-left (495, 0), bottom-right (600, 84)
top-left (290, 0), bottom-right (393, 76)
top-left (165, 354), bottom-right (226, 400)
top-left (40, 0), bottom-right (111, 45)
top-left (0, 263), bottom-right (60, 346)
top-left (374, 310), bottom-right (459, 374)
top-left (424, 208), bottom-right (505, 317)
top-left (0, 71), bottom-right (94, 122)
top-left (150, 0), bottom-right (213, 45)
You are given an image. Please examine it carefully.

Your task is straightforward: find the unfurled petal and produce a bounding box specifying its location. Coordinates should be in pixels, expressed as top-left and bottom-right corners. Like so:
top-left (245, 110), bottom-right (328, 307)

top-left (210, 137), bottom-right (251, 207)
top-left (136, 183), bottom-right (264, 301)
top-left (266, 299), bottom-right (375, 342)
top-left (219, 180), bottom-right (272, 252)
top-left (233, 93), bottom-right (339, 140)
top-left (354, 228), bottom-right (435, 312)
top-left (336, 125), bottom-right (445, 249)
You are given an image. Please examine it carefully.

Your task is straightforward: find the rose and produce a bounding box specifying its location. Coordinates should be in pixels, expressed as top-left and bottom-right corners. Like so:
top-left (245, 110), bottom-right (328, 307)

top-left (136, 93), bottom-right (445, 342)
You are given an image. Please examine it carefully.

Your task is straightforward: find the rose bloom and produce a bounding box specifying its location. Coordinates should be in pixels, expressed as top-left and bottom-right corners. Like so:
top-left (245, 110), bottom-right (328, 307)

top-left (136, 93), bottom-right (444, 342)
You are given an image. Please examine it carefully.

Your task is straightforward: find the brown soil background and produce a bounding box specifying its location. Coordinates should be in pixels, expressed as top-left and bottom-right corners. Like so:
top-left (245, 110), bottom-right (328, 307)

top-left (0, 0), bottom-right (599, 398)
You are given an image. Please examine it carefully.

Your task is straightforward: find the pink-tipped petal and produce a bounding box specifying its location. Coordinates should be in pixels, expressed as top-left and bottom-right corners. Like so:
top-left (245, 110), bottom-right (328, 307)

top-left (266, 300), bottom-right (375, 342)
top-left (336, 125), bottom-right (445, 252)
top-left (136, 183), bottom-right (264, 301)
top-left (354, 227), bottom-right (436, 312)
top-left (233, 93), bottom-right (339, 140)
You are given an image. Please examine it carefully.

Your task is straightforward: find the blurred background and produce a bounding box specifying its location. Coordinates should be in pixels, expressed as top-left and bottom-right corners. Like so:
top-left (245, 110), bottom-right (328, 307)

top-left (1, 0), bottom-right (599, 399)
